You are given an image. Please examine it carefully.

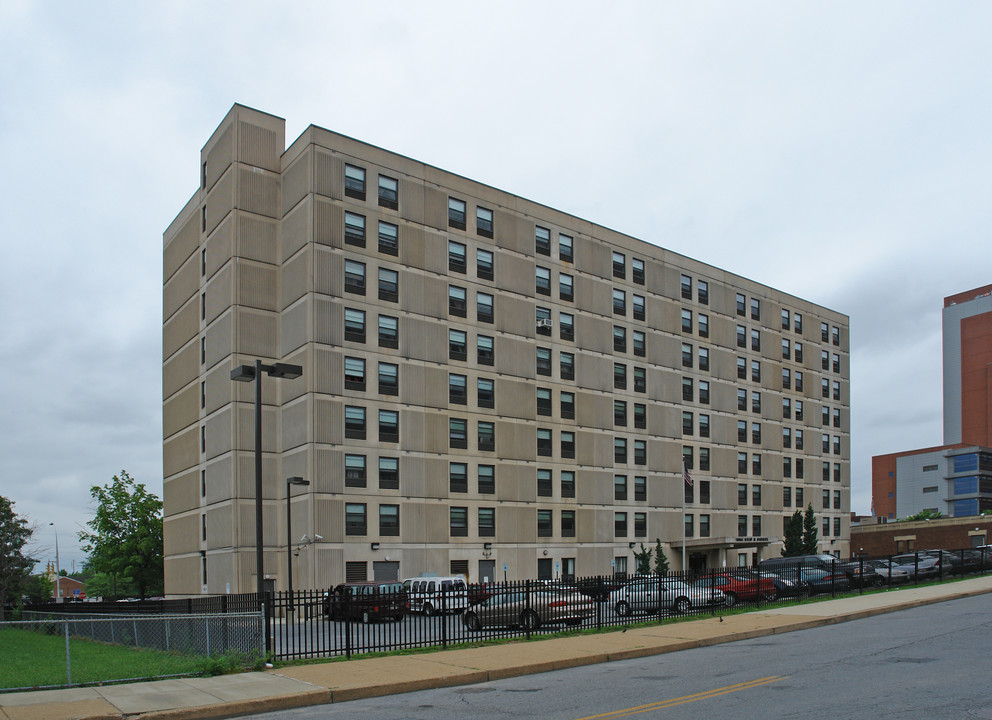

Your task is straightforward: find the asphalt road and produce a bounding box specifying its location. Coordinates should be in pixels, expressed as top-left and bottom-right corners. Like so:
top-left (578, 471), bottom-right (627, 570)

top-left (244, 593), bottom-right (992, 719)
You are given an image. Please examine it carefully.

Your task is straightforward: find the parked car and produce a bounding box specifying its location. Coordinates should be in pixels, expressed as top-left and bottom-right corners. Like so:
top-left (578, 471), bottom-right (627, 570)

top-left (403, 576), bottom-right (469, 616)
top-left (691, 572), bottom-right (778, 607)
top-left (324, 582), bottom-right (408, 623)
top-left (573, 575), bottom-right (626, 602)
top-left (838, 559), bottom-right (909, 586)
top-left (610, 577), bottom-right (725, 616)
top-left (758, 554), bottom-right (840, 575)
top-left (740, 570), bottom-right (808, 598)
top-left (461, 589), bottom-right (595, 631)
top-left (467, 582), bottom-right (495, 607)
top-left (795, 568), bottom-right (850, 595)
top-left (890, 554), bottom-right (942, 579)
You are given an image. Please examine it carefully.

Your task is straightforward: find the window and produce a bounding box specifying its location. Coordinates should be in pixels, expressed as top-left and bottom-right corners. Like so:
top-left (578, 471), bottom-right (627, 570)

top-left (614, 474), bottom-right (627, 500)
top-left (796, 487), bottom-right (804, 506)
top-left (751, 328), bottom-right (760, 351)
top-left (737, 420), bottom-right (748, 443)
top-left (562, 431), bottom-right (576, 458)
top-left (449, 285), bottom-right (467, 316)
top-left (795, 430), bottom-right (804, 450)
top-left (736, 293), bottom-right (746, 316)
top-left (477, 292), bottom-right (494, 323)
top-left (476, 206), bottom-right (493, 237)
top-left (822, 433), bottom-right (830, 453)
top-left (560, 352), bottom-right (575, 380)
top-left (478, 465), bottom-right (495, 494)
top-left (378, 314), bottom-right (397, 348)
top-left (795, 371), bottom-right (804, 392)
top-left (684, 513), bottom-right (694, 538)
top-left (560, 273), bottom-right (574, 302)
top-left (832, 326), bottom-right (840, 346)
top-left (738, 356), bottom-right (747, 379)
top-left (537, 306), bottom-right (553, 336)
top-left (794, 312), bottom-right (803, 333)
top-left (781, 309), bottom-right (791, 331)
top-left (535, 226), bottom-right (551, 255)
top-left (683, 377), bottom-right (694, 402)
top-left (782, 368), bottom-right (791, 389)
top-left (450, 507), bottom-right (468, 537)
top-left (344, 211), bottom-right (365, 246)
top-left (614, 512), bottom-right (627, 538)
top-left (614, 289), bottom-right (627, 315)
top-left (750, 297), bottom-right (760, 320)
top-left (344, 356), bottom-right (365, 391)
top-left (699, 413), bottom-right (710, 438)
top-left (379, 457), bottom-right (399, 489)
top-left (476, 248), bottom-right (494, 280)
top-left (737, 325), bottom-right (747, 348)
top-left (697, 280), bottom-right (709, 304)
top-left (752, 391), bottom-right (761, 413)
top-left (378, 362), bottom-right (398, 395)
top-left (683, 411), bottom-right (694, 436)
top-left (738, 388), bottom-right (747, 411)
top-left (614, 437), bottom-right (627, 463)
top-left (561, 510), bottom-right (576, 538)
top-left (699, 380), bottom-right (710, 404)
top-left (833, 517), bottom-right (841, 537)
top-left (478, 378), bottom-right (494, 408)
top-left (378, 174), bottom-right (398, 209)
top-left (782, 339), bottom-right (791, 360)
top-left (794, 342), bottom-right (803, 363)
top-left (633, 330), bottom-right (645, 356)
top-left (345, 406), bottom-right (366, 439)
top-left (795, 400), bottom-right (804, 421)
top-left (634, 475), bottom-right (647, 501)
top-left (821, 350), bottom-right (829, 370)
top-left (634, 403), bottom-right (647, 429)
top-left (449, 373), bottom-right (467, 404)
top-left (378, 504), bottom-right (399, 536)
top-left (796, 459), bottom-right (805, 479)
top-left (615, 400), bottom-right (627, 426)
top-left (477, 335), bottom-right (494, 365)
top-left (612, 251), bottom-right (625, 279)
top-left (378, 220), bottom-right (398, 255)
top-left (822, 461), bottom-right (830, 482)
top-left (537, 428), bottom-right (553, 456)
top-left (345, 454), bottom-right (366, 488)
top-left (681, 274), bottom-right (692, 299)
top-left (479, 507), bottom-right (495, 537)
top-left (783, 427), bottom-right (792, 449)
top-left (536, 266), bottom-right (551, 295)
top-left (699, 514), bottom-right (710, 538)
top-left (833, 435), bottom-right (841, 455)
top-left (345, 503), bottom-right (367, 536)
top-left (344, 164), bottom-right (365, 200)
top-left (699, 477), bottom-right (710, 501)
top-left (378, 268), bottom-right (398, 302)
top-left (752, 484), bottom-right (762, 506)
top-left (632, 257), bottom-right (645, 284)
top-left (833, 490), bottom-right (841, 510)
top-left (752, 454), bottom-right (762, 475)
top-left (752, 422), bottom-right (761, 444)
top-left (449, 418), bottom-right (468, 449)
top-left (449, 240), bottom-right (467, 273)
top-left (634, 367), bottom-right (646, 393)
top-left (561, 391), bottom-right (575, 419)
top-left (344, 260), bottom-right (365, 295)
top-left (738, 515), bottom-right (748, 537)
top-left (537, 347), bottom-right (552, 376)
top-left (449, 329), bottom-right (467, 361)
top-left (538, 510), bottom-right (553, 538)
top-left (613, 325), bottom-right (626, 352)
top-left (682, 342), bottom-right (693, 368)
top-left (480, 423), bottom-right (495, 453)
top-left (561, 471), bottom-right (575, 498)
top-left (698, 347), bottom-right (709, 371)
top-left (834, 463), bottom-right (841, 482)
top-left (631, 512), bottom-right (646, 538)
top-left (752, 360), bottom-right (761, 383)
top-left (833, 408), bottom-right (841, 428)
top-left (537, 468), bottom-right (553, 497)
top-left (448, 197), bottom-right (466, 229)
top-left (822, 489), bottom-right (830, 509)
top-left (821, 321), bottom-right (830, 342)
top-left (738, 482), bottom-right (748, 504)
top-left (752, 515), bottom-right (762, 537)
top-left (559, 233), bottom-right (573, 262)
top-left (682, 308), bottom-right (692, 333)
top-left (537, 387), bottom-right (553, 416)
top-left (633, 294), bottom-right (645, 321)
top-left (379, 409), bottom-right (398, 442)
top-left (615, 363), bottom-right (628, 390)
top-left (833, 380), bottom-right (841, 401)
top-left (698, 313), bottom-right (709, 338)
top-left (634, 439), bottom-right (646, 465)
top-left (450, 462), bottom-right (468, 493)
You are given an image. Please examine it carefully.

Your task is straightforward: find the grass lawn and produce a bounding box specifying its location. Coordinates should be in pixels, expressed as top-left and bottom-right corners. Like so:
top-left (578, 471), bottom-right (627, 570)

top-left (0, 625), bottom-right (206, 691)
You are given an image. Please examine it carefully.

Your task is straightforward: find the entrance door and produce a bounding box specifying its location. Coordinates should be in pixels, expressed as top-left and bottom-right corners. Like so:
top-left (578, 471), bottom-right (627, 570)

top-left (537, 558), bottom-right (553, 580)
top-left (479, 559), bottom-right (495, 583)
top-left (373, 561), bottom-right (399, 581)
top-left (689, 552), bottom-right (707, 572)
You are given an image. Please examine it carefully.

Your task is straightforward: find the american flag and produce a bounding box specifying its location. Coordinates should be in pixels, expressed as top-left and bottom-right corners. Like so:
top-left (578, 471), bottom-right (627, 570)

top-left (683, 459), bottom-right (693, 487)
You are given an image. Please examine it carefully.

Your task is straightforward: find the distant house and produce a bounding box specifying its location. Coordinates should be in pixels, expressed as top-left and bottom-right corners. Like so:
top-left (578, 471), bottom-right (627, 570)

top-left (51, 576), bottom-right (86, 601)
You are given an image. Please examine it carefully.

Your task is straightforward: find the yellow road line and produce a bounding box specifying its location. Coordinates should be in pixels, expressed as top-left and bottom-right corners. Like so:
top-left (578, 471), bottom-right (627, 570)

top-left (573, 676), bottom-right (788, 720)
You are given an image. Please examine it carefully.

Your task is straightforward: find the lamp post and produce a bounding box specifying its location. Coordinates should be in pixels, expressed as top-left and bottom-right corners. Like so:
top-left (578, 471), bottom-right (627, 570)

top-left (231, 359), bottom-right (303, 654)
top-left (49, 522), bottom-right (61, 601)
top-left (285, 476), bottom-right (309, 613)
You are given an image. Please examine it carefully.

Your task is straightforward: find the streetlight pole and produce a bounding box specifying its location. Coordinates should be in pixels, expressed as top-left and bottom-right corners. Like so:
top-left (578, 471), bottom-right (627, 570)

top-left (285, 477), bottom-right (309, 613)
top-left (49, 522), bottom-right (61, 601)
top-left (230, 359), bottom-right (303, 655)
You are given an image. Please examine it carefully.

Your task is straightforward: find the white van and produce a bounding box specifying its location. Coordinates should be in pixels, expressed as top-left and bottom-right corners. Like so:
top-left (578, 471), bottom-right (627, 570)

top-left (402, 576), bottom-right (469, 616)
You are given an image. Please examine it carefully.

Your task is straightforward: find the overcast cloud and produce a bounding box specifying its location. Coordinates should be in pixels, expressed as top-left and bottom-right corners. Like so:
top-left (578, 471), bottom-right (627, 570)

top-left (1, 1), bottom-right (989, 571)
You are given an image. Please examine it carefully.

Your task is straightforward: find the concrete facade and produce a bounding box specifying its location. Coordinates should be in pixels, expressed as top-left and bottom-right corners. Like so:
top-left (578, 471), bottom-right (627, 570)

top-left (163, 104), bottom-right (851, 596)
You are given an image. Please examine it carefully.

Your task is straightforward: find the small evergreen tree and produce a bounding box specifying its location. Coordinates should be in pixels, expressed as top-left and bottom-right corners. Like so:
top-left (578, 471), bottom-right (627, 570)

top-left (653, 538), bottom-right (670, 575)
top-left (783, 510), bottom-right (804, 556)
top-left (802, 503), bottom-right (819, 554)
top-left (634, 543), bottom-right (653, 574)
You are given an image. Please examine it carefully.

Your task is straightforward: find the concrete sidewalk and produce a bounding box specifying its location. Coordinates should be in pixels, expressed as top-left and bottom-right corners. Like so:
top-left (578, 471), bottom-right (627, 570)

top-left (3, 576), bottom-right (991, 720)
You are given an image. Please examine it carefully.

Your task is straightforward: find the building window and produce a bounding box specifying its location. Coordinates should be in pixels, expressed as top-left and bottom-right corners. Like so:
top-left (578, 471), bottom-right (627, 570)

top-left (795, 400), bottom-right (804, 420)
top-left (345, 503), bottom-right (367, 536)
top-left (535, 226), bottom-right (551, 255)
top-left (449, 329), bottom-right (467, 361)
top-left (560, 273), bottom-right (574, 302)
top-left (478, 465), bottom-right (495, 494)
top-left (752, 391), bottom-right (761, 413)
top-left (538, 509), bottom-right (553, 538)
top-left (795, 372), bottom-right (804, 392)
top-left (833, 517), bottom-right (841, 536)
top-left (537, 347), bottom-right (552, 376)
top-left (682, 342), bottom-right (693, 368)
top-left (698, 313), bottom-right (709, 338)
top-left (344, 259), bottom-right (366, 295)
top-left (683, 410), bottom-right (694, 436)
top-left (344, 211), bottom-right (365, 247)
top-left (751, 328), bottom-right (760, 351)
top-left (478, 507), bottom-right (495, 537)
top-left (449, 373), bottom-right (467, 405)
top-left (795, 430), bottom-right (804, 450)
top-left (537, 387), bottom-right (553, 416)
top-left (536, 266), bottom-right (552, 295)
top-left (477, 335), bottom-right (494, 365)
top-left (613, 325), bottom-right (626, 352)
top-left (684, 513), bottom-right (694, 538)
top-left (612, 251), bottom-right (625, 279)
top-left (377, 221), bottom-right (398, 255)
top-left (751, 360), bottom-right (761, 383)
top-left (450, 507), bottom-right (468, 537)
top-left (449, 418), bottom-right (468, 449)
top-left (449, 240), bottom-right (467, 273)
top-left (752, 483), bottom-right (763, 506)
top-left (345, 454), bottom-right (366, 488)
top-left (378, 268), bottom-right (398, 302)
top-left (821, 321), bottom-right (830, 342)
top-left (699, 477), bottom-right (710, 500)
top-left (559, 233), bottom-right (573, 262)
top-left (478, 421), bottom-right (495, 451)
top-left (834, 463), bottom-right (841, 482)
top-left (633, 330), bottom-right (645, 356)
top-left (794, 312), bottom-right (803, 333)
top-left (344, 356), bottom-right (366, 391)
top-left (634, 367), bottom-right (646, 393)
top-left (378, 362), bottom-right (398, 395)
top-left (833, 435), bottom-right (841, 455)
top-left (632, 257), bottom-right (645, 284)
top-left (378, 174), bottom-right (398, 209)
top-left (752, 515), bottom-right (762, 536)
top-left (782, 368), bottom-right (791, 390)
top-left (832, 326), bottom-right (840, 346)
top-left (615, 437), bottom-right (627, 463)
top-left (752, 422), bottom-right (761, 444)
top-left (737, 325), bottom-right (747, 348)
top-left (752, 454), bottom-right (762, 475)
top-left (738, 453), bottom-right (748, 475)
top-left (477, 248), bottom-right (494, 280)
top-left (616, 363), bottom-right (628, 390)
top-left (345, 406), bottom-right (366, 439)
top-left (634, 475), bottom-right (647, 501)
top-left (634, 439), bottom-right (647, 465)
top-left (736, 293), bottom-right (746, 316)
top-left (537, 428), bottom-right (553, 456)
top-left (560, 352), bottom-right (575, 380)
top-left (634, 512), bottom-right (647, 538)
top-left (781, 309), bottom-right (791, 331)
top-left (379, 457), bottom-right (399, 489)
top-left (614, 289), bottom-right (627, 315)
top-left (738, 388), bottom-right (747, 411)
top-left (750, 298), bottom-right (760, 320)
top-left (821, 349), bottom-right (830, 370)
top-left (476, 207), bottom-right (493, 238)
top-left (448, 197), bottom-right (466, 230)
top-left (634, 403), bottom-right (646, 429)
top-left (699, 380), bottom-right (710, 405)
top-left (614, 512), bottom-right (628, 538)
top-left (833, 490), bottom-right (841, 510)
top-left (561, 510), bottom-right (576, 538)
top-left (833, 381), bottom-right (841, 401)
top-left (344, 164), bottom-right (365, 200)
top-left (478, 377), bottom-right (495, 408)
top-left (477, 292), bottom-right (494, 323)
top-left (699, 514), bottom-right (710, 538)
top-left (379, 410), bottom-right (399, 442)
top-left (782, 339), bottom-right (791, 360)
top-left (615, 400), bottom-right (627, 427)
top-left (679, 274), bottom-right (691, 299)
top-left (377, 314), bottom-right (397, 348)
top-left (614, 474), bottom-right (627, 500)
top-left (682, 308), bottom-right (692, 333)
top-left (699, 414), bottom-right (710, 438)
top-left (683, 377), bottom-right (694, 402)
top-left (633, 294), bottom-right (645, 321)
top-left (379, 504), bottom-right (400, 536)
top-left (449, 285), bottom-right (467, 317)
top-left (561, 391), bottom-right (575, 419)
top-left (833, 408), bottom-right (841, 428)
top-left (450, 462), bottom-right (468, 493)
top-left (783, 427), bottom-right (792, 449)
top-left (537, 468), bottom-right (553, 497)
top-left (561, 471), bottom-right (575, 498)
top-left (698, 280), bottom-right (710, 305)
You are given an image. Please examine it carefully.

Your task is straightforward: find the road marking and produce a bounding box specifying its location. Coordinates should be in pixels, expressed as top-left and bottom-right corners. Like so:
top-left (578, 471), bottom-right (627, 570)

top-left (573, 676), bottom-right (788, 719)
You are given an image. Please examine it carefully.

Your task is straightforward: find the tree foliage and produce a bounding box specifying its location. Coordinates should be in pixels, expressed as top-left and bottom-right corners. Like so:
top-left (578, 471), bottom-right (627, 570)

top-left (22, 574), bottom-right (53, 604)
top-left (0, 496), bottom-right (35, 610)
top-left (633, 543), bottom-right (652, 574)
top-left (802, 503), bottom-right (819, 554)
top-left (783, 510), bottom-right (805, 556)
top-left (653, 538), bottom-right (670, 576)
top-left (79, 471), bottom-right (164, 599)
top-left (900, 509), bottom-right (943, 522)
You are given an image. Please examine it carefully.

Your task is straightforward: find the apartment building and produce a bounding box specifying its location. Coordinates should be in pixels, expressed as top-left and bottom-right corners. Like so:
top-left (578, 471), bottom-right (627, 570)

top-left (163, 104), bottom-right (851, 596)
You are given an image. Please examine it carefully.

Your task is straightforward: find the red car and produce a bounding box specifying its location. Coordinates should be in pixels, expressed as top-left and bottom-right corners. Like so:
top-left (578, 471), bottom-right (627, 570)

top-left (691, 572), bottom-right (778, 606)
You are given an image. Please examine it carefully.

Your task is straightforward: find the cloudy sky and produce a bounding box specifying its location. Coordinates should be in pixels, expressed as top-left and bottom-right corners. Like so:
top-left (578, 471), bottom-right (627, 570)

top-left (2, 1), bottom-right (989, 572)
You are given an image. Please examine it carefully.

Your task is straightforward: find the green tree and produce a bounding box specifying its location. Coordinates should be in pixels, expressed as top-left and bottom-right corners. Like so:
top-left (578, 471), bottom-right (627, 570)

top-left (79, 471), bottom-right (164, 599)
top-left (900, 509), bottom-right (943, 522)
top-left (22, 574), bottom-right (53, 604)
top-left (0, 496), bottom-right (35, 611)
top-left (802, 503), bottom-right (819, 554)
top-left (653, 539), bottom-right (670, 576)
top-left (634, 543), bottom-right (653, 574)
top-left (783, 510), bottom-right (804, 556)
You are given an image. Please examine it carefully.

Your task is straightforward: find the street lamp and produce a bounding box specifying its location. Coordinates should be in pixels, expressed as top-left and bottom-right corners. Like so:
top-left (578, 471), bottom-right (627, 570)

top-left (285, 476), bottom-right (309, 612)
top-left (49, 522), bottom-right (61, 601)
top-left (230, 359), bottom-right (303, 652)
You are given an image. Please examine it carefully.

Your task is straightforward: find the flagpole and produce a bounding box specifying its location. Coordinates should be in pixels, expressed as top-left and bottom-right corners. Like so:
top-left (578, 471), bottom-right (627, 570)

top-left (681, 476), bottom-right (686, 574)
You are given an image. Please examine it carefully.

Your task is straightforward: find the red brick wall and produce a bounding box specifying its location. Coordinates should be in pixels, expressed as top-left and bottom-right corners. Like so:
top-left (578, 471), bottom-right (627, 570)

top-left (852, 516), bottom-right (992, 556)
top-left (960, 310), bottom-right (992, 447)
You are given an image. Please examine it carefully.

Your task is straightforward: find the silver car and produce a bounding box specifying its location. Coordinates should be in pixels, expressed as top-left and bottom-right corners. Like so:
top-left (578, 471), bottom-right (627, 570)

top-left (461, 590), bottom-right (594, 631)
top-left (610, 577), bottom-right (725, 616)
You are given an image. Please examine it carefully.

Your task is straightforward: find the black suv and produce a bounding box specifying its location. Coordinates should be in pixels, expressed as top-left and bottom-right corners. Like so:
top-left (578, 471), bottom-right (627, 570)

top-left (324, 581), bottom-right (409, 622)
